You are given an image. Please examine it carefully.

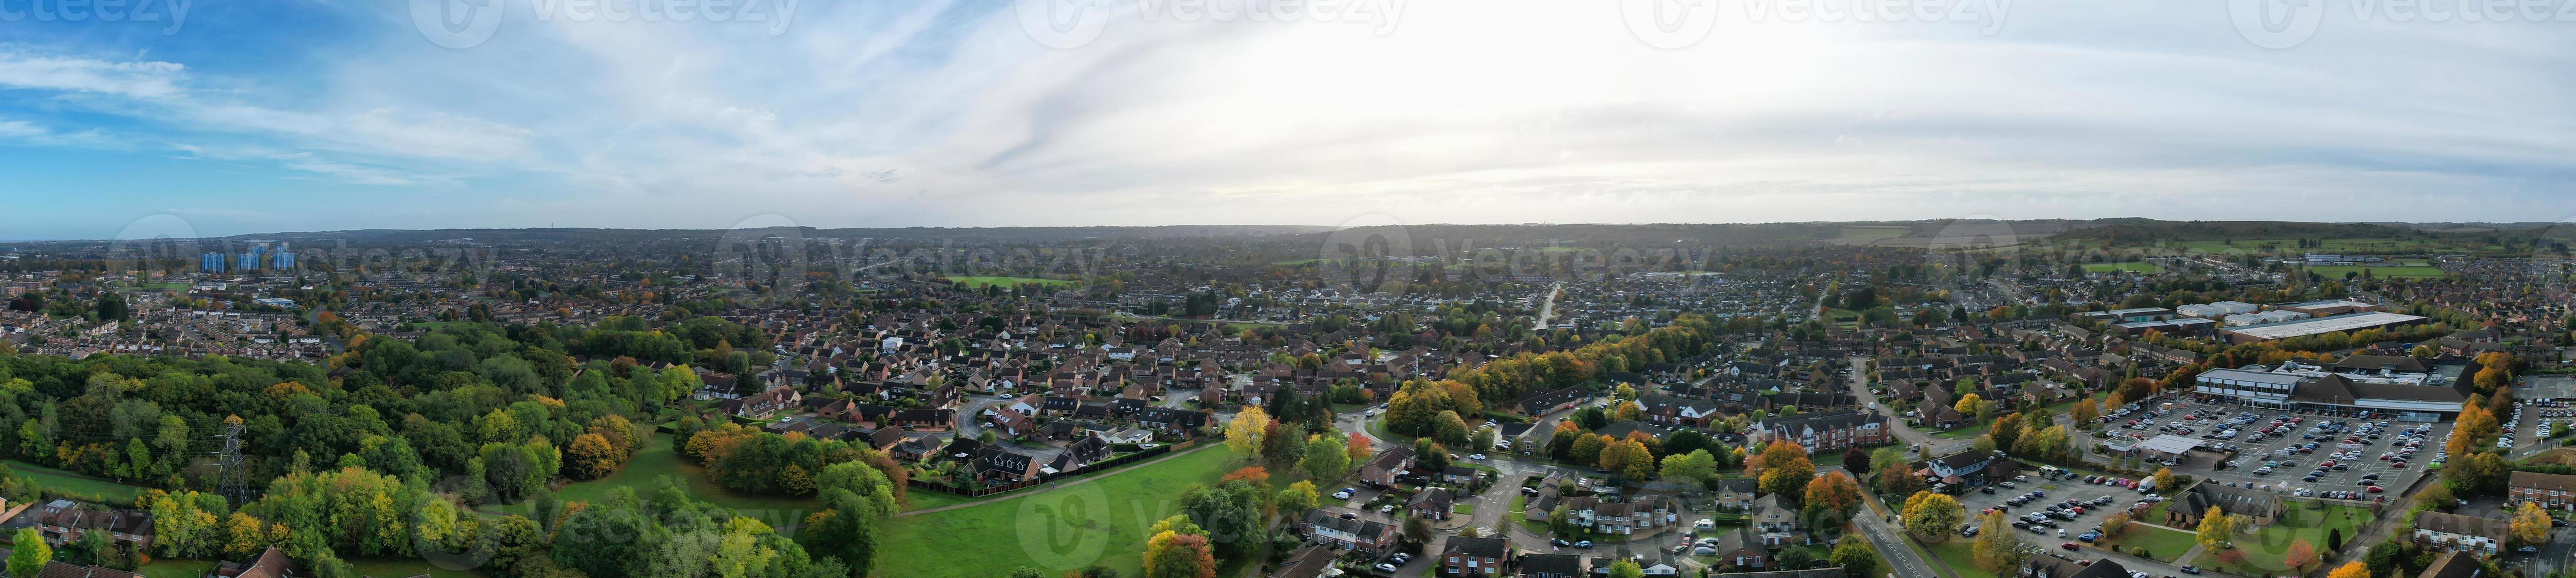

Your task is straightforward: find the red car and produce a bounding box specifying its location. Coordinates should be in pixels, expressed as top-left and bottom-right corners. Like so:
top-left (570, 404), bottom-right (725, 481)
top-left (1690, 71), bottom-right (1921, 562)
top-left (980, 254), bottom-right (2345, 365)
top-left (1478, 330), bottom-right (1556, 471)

top-left (2062, 542), bottom-right (2082, 550)
top-left (2365, 485), bottom-right (2384, 493)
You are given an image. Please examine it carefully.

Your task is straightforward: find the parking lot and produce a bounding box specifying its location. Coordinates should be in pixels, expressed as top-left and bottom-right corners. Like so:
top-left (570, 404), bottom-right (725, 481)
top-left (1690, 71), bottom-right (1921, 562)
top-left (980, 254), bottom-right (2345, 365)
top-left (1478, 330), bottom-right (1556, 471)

top-left (1954, 468), bottom-right (2166, 549)
top-left (2511, 399), bottom-right (2572, 449)
top-left (2112, 400), bottom-right (2450, 501)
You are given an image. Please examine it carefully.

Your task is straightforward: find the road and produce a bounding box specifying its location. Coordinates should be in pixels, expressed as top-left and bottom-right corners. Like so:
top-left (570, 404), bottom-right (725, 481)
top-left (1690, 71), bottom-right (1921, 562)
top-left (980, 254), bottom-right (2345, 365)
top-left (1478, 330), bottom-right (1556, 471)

top-left (1845, 356), bottom-right (1970, 457)
top-left (1531, 282), bottom-right (1563, 331)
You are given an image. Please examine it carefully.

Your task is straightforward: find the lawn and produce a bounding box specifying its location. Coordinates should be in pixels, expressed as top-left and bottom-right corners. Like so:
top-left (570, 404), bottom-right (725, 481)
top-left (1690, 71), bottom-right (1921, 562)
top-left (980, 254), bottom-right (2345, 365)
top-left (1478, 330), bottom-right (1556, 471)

top-left (2189, 503), bottom-right (2369, 575)
top-left (1454, 504), bottom-right (1475, 515)
top-left (2304, 264), bottom-right (2446, 278)
top-left (2094, 523), bottom-right (2197, 562)
top-left (2081, 262), bottom-right (2165, 274)
top-left (1920, 539), bottom-right (1999, 578)
top-left (485, 443), bottom-right (819, 530)
top-left (875, 445), bottom-right (1243, 578)
top-left (943, 275), bottom-right (1076, 288)
top-left (347, 557), bottom-right (491, 578)
top-left (138, 559), bottom-right (215, 578)
top-left (8, 460), bottom-right (147, 505)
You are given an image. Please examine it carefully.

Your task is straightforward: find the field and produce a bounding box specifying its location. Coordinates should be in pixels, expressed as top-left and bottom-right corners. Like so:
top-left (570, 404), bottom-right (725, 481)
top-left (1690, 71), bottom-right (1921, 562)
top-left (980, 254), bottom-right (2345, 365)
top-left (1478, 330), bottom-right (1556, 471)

top-left (2093, 523), bottom-right (2197, 561)
top-left (2188, 503), bottom-right (2369, 575)
top-left (8, 460), bottom-right (147, 505)
top-left (1837, 226), bottom-right (1911, 240)
top-left (875, 445), bottom-right (1242, 578)
top-left (2303, 264), bottom-right (2446, 278)
top-left (943, 276), bottom-right (1077, 288)
top-left (485, 443), bottom-right (819, 530)
top-left (1921, 539), bottom-right (1996, 578)
top-left (2081, 262), bottom-right (2164, 273)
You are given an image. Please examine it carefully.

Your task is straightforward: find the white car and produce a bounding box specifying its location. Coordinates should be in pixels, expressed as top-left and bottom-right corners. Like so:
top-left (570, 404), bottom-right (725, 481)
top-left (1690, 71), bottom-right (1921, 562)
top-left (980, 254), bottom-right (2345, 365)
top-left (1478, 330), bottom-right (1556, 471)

top-left (1469, 454), bottom-right (1488, 461)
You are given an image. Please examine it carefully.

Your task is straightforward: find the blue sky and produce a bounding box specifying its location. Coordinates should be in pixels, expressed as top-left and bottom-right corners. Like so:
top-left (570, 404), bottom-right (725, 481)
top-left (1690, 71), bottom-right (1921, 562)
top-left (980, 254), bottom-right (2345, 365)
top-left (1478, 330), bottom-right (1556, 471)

top-left (1, 0), bottom-right (2572, 240)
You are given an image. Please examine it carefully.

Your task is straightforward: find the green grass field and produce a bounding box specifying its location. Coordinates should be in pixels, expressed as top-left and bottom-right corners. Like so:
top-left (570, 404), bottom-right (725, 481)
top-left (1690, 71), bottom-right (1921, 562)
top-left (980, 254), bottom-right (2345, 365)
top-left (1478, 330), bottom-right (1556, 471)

top-left (1838, 226), bottom-right (1911, 240)
top-left (8, 460), bottom-right (147, 505)
top-left (876, 445), bottom-right (1242, 578)
top-left (2190, 503), bottom-right (2368, 575)
top-left (2303, 264), bottom-right (2446, 278)
top-left (485, 443), bottom-right (819, 530)
top-left (1920, 538), bottom-right (1997, 578)
top-left (348, 558), bottom-right (491, 578)
top-left (943, 276), bottom-right (1076, 288)
top-left (2082, 262), bottom-right (2165, 274)
top-left (2095, 523), bottom-right (2196, 561)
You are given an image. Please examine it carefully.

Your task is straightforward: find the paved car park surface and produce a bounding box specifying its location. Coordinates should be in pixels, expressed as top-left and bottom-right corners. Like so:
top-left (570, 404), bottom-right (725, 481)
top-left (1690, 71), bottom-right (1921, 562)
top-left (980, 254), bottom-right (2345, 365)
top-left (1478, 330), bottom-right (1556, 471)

top-left (1954, 469), bottom-right (2167, 549)
top-left (2113, 400), bottom-right (2450, 502)
top-left (2511, 399), bottom-right (2571, 449)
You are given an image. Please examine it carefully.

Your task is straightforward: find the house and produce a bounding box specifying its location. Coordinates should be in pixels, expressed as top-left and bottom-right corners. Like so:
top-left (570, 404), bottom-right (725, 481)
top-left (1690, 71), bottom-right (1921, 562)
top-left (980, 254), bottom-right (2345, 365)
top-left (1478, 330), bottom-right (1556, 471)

top-left (1587, 554), bottom-right (1680, 577)
top-left (2508, 471), bottom-right (2576, 510)
top-left (1705, 527), bottom-right (1767, 570)
top-left (987, 411), bottom-right (1038, 437)
top-left (1137, 408), bottom-right (1211, 435)
top-left (1303, 510), bottom-right (1396, 551)
top-left (2417, 551), bottom-right (2483, 578)
top-left (2019, 554), bottom-right (2129, 578)
top-left (1098, 427), bottom-right (1154, 445)
top-left (721, 386), bottom-right (803, 418)
top-left (1357, 446), bottom-right (1416, 487)
top-left (2411, 511), bottom-right (2507, 555)
top-left (1709, 478), bottom-right (1759, 510)
top-left (1921, 450), bottom-right (1996, 488)
top-left (2163, 483), bottom-right (2286, 527)
top-left (206, 546), bottom-right (305, 578)
top-left (32, 500), bottom-right (152, 555)
top-left (34, 561), bottom-right (138, 578)
top-left (1520, 553), bottom-right (1585, 578)
top-left (1748, 494), bottom-right (1803, 546)
top-left (1409, 488), bottom-right (1456, 521)
top-left (1271, 544), bottom-right (1340, 578)
top-left (1440, 536), bottom-right (1511, 576)
top-left (1750, 410), bottom-right (1889, 452)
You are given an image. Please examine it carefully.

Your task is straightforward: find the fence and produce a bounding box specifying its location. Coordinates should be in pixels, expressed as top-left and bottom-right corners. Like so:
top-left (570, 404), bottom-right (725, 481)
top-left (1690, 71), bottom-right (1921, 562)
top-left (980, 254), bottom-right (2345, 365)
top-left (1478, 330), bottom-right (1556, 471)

top-left (907, 439), bottom-right (1197, 498)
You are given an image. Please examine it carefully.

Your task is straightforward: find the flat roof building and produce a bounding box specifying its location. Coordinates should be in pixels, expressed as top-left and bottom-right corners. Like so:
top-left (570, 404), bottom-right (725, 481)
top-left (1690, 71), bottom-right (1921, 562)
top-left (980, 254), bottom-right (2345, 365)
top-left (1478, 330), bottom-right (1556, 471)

top-left (2219, 311), bottom-right (2427, 343)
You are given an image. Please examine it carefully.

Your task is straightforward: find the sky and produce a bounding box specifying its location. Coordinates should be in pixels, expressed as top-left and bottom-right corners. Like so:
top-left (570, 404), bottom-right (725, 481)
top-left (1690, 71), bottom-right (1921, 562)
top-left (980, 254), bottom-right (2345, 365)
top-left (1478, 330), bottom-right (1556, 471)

top-left (0, 0), bottom-right (2571, 240)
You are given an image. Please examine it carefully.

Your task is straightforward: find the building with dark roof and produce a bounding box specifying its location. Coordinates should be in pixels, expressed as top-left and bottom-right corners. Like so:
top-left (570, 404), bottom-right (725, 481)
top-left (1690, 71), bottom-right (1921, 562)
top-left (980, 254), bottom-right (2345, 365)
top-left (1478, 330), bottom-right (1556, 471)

top-left (1751, 409), bottom-right (1888, 451)
top-left (1440, 536), bottom-right (1511, 576)
top-left (2508, 471), bottom-right (2576, 510)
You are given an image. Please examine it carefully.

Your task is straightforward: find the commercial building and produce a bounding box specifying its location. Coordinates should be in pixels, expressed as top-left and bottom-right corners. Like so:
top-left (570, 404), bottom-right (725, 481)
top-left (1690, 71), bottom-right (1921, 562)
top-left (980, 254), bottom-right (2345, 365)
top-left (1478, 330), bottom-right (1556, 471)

top-left (2218, 311), bottom-right (2428, 343)
top-left (2276, 299), bottom-right (2381, 317)
top-left (200, 252), bottom-right (227, 274)
top-left (2177, 301), bottom-right (2259, 318)
top-left (2191, 357), bottom-right (2469, 420)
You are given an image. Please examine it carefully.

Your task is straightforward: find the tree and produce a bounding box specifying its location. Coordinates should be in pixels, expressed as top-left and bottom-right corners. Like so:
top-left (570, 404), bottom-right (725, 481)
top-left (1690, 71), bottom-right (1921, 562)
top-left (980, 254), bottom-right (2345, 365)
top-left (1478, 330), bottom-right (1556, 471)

top-left (1776, 544), bottom-right (1819, 569)
top-left (1829, 536), bottom-right (1881, 577)
top-left (2151, 468), bottom-right (2175, 492)
top-left (1404, 517), bottom-right (1432, 544)
top-left (1225, 407), bottom-right (1271, 460)
top-left (2071, 398), bottom-right (2098, 424)
top-left (1754, 440), bottom-right (1815, 503)
top-left (2364, 541), bottom-right (2404, 577)
top-left (9, 528), bottom-right (49, 577)
top-left (1954, 393), bottom-right (1983, 417)
top-left (1299, 435), bottom-right (1350, 481)
top-left (2101, 511), bottom-right (2132, 538)
top-left (2284, 539), bottom-right (2319, 572)
top-left (1433, 411), bottom-right (1471, 445)
top-left (2442, 452), bottom-right (2509, 496)
top-left (1607, 559), bottom-right (1645, 578)
top-left (2193, 506), bottom-right (2234, 550)
top-left (1804, 472), bottom-right (1862, 514)
top-left (1970, 510), bottom-right (2029, 570)
top-left (1659, 449), bottom-right (1719, 486)
top-left (2327, 561), bottom-right (2370, 578)
top-left (1142, 531), bottom-right (1216, 578)
top-left (1346, 432), bottom-right (1372, 464)
top-left (1900, 491), bottom-right (1965, 543)
top-left (1842, 447), bottom-right (1871, 475)
top-left (2509, 502), bottom-right (2551, 545)
top-left (1570, 434), bottom-right (1607, 464)
top-left (1279, 481), bottom-right (1321, 513)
